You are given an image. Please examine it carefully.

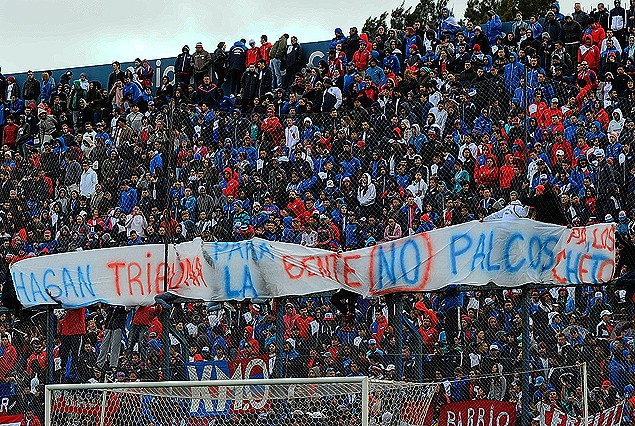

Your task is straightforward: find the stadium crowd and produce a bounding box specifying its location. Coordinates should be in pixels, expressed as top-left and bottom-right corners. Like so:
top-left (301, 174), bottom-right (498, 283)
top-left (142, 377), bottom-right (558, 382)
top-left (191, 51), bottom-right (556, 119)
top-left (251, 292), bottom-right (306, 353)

top-left (3, 0), bottom-right (635, 424)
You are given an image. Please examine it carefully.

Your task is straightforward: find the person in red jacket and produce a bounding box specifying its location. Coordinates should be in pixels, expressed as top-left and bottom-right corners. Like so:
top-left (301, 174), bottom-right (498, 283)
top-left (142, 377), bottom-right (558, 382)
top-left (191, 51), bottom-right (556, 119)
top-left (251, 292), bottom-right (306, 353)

top-left (0, 334), bottom-right (17, 379)
top-left (499, 154), bottom-right (515, 196)
top-left (20, 409), bottom-right (41, 426)
top-left (259, 35), bottom-right (272, 64)
top-left (294, 305), bottom-right (315, 339)
top-left (245, 39), bottom-right (262, 66)
top-left (476, 157), bottom-right (499, 190)
top-left (550, 131), bottom-right (574, 165)
top-left (286, 190), bottom-right (307, 218)
top-left (127, 304), bottom-right (162, 364)
top-left (260, 106), bottom-right (285, 145)
top-left (2, 116), bottom-right (18, 148)
top-left (352, 43), bottom-right (371, 71)
top-left (26, 339), bottom-right (46, 380)
top-left (586, 18), bottom-right (606, 46)
top-left (59, 308), bottom-right (86, 382)
top-left (419, 317), bottom-right (439, 353)
top-left (221, 167), bottom-right (240, 197)
top-left (282, 301), bottom-right (299, 339)
top-left (579, 36), bottom-right (600, 72)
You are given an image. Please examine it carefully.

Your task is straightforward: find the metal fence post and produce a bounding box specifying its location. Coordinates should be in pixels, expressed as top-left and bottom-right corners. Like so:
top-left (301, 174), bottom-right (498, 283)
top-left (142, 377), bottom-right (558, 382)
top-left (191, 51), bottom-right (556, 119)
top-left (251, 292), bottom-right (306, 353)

top-left (522, 287), bottom-right (532, 426)
top-left (276, 299), bottom-right (284, 378)
top-left (46, 306), bottom-right (55, 384)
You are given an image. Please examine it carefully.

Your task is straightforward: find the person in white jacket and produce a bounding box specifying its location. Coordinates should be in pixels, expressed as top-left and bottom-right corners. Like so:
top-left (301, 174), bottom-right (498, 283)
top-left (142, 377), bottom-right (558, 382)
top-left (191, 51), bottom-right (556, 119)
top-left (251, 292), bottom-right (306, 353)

top-left (284, 117), bottom-right (299, 150)
top-left (357, 173), bottom-right (376, 217)
top-left (79, 162), bottom-right (98, 197)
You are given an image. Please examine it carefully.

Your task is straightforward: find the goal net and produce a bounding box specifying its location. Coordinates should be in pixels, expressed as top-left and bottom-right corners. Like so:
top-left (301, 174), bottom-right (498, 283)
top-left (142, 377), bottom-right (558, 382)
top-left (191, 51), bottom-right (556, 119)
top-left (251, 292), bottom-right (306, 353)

top-left (45, 377), bottom-right (435, 426)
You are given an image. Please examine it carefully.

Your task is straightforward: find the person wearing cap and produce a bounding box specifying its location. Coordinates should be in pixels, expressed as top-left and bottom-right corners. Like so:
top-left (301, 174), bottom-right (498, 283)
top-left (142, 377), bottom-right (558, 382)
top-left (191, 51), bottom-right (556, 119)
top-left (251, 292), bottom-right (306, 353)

top-left (596, 309), bottom-right (613, 339)
top-left (472, 25), bottom-right (491, 55)
top-left (245, 39), bottom-right (262, 68)
top-left (190, 41), bottom-right (212, 89)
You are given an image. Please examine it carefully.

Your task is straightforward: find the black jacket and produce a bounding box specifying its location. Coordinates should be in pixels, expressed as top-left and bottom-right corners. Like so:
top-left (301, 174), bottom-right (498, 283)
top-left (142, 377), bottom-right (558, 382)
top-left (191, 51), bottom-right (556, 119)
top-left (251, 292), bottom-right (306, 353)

top-left (285, 43), bottom-right (303, 68)
top-left (175, 52), bottom-right (194, 75)
top-left (23, 78), bottom-right (40, 100)
top-left (521, 186), bottom-right (569, 225)
top-left (257, 66), bottom-right (273, 96)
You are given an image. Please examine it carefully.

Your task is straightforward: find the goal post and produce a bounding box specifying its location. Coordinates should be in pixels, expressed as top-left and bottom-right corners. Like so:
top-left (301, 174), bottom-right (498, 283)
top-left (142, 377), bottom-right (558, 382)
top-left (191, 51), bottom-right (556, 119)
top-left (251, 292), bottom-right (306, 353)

top-left (45, 377), bottom-right (435, 426)
top-left (46, 377), bottom-right (370, 426)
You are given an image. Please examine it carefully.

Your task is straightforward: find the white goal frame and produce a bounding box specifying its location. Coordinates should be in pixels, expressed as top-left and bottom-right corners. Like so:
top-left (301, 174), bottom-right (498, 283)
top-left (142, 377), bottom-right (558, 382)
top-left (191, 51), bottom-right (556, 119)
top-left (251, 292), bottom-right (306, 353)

top-left (45, 376), bottom-right (370, 426)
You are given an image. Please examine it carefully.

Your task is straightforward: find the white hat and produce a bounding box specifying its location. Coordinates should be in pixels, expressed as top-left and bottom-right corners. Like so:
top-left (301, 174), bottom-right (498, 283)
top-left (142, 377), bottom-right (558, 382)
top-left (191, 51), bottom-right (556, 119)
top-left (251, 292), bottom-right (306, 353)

top-left (326, 180), bottom-right (334, 188)
top-left (601, 310), bottom-right (612, 317)
top-left (556, 149), bottom-right (565, 156)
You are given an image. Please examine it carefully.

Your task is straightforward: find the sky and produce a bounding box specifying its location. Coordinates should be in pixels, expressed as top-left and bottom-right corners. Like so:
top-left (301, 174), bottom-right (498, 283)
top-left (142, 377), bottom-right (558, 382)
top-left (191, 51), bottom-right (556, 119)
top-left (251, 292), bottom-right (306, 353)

top-left (1, 0), bottom-right (582, 74)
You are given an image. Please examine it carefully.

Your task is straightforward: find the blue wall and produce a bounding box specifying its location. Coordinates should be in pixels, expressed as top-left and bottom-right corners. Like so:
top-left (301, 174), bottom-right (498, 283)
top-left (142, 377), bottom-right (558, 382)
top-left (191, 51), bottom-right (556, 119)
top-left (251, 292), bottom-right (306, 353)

top-left (8, 40), bottom-right (331, 90)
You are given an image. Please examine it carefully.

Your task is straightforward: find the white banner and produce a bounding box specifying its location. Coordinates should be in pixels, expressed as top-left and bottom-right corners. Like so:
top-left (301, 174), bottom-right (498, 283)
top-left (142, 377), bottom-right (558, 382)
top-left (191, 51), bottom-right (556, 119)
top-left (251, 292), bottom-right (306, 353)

top-left (10, 218), bottom-right (615, 308)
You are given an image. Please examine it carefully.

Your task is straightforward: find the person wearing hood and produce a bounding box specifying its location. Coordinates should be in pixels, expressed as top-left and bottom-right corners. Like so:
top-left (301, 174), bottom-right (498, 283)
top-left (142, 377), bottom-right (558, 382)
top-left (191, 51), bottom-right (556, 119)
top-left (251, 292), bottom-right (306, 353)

top-left (608, 108), bottom-right (626, 134)
top-left (357, 173), bottom-right (376, 216)
top-left (485, 11), bottom-right (503, 45)
top-left (472, 26), bottom-right (491, 56)
top-left (488, 363), bottom-right (507, 400)
top-left (191, 42), bottom-right (212, 88)
top-left (329, 28), bottom-right (346, 50)
top-left (544, 10), bottom-right (563, 41)
top-left (439, 8), bottom-right (460, 40)
top-left (174, 45), bottom-right (193, 89)
top-left (228, 40), bottom-right (247, 96)
top-left (503, 52), bottom-right (524, 93)
top-left (563, 15), bottom-right (583, 63)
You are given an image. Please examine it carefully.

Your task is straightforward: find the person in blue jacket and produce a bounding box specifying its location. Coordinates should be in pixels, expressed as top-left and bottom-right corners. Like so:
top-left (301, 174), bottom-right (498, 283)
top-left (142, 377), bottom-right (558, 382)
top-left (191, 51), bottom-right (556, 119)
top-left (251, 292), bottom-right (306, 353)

top-left (439, 8), bottom-right (461, 41)
top-left (329, 28), bottom-right (346, 50)
top-left (382, 49), bottom-right (400, 75)
top-left (529, 16), bottom-right (544, 39)
top-left (503, 53), bottom-right (525, 93)
top-left (485, 11), bottom-right (503, 45)
top-left (122, 76), bottom-right (141, 103)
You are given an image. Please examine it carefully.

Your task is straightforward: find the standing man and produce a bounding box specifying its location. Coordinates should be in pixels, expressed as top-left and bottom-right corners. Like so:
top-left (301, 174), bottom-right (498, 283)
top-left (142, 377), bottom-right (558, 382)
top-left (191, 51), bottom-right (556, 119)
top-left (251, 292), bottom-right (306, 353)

top-left (260, 35), bottom-right (272, 65)
top-left (191, 42), bottom-right (212, 88)
top-left (229, 40), bottom-right (248, 96)
top-left (58, 308), bottom-right (87, 383)
top-left (79, 161), bottom-right (98, 198)
top-left (108, 61), bottom-right (125, 92)
top-left (257, 59), bottom-right (273, 97)
top-left (610, 0), bottom-right (628, 45)
top-left (97, 305), bottom-right (127, 373)
top-left (174, 45), bottom-right (193, 90)
top-left (285, 36), bottom-right (303, 88)
top-left (269, 34), bottom-right (289, 89)
top-left (241, 63), bottom-right (259, 111)
top-left (23, 70), bottom-right (40, 107)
